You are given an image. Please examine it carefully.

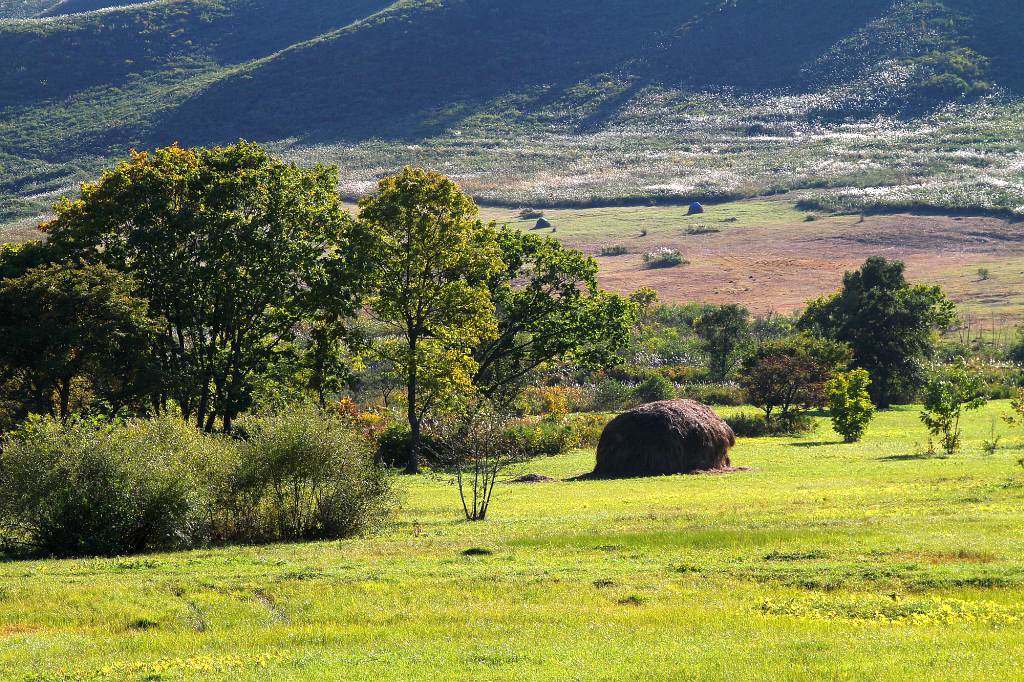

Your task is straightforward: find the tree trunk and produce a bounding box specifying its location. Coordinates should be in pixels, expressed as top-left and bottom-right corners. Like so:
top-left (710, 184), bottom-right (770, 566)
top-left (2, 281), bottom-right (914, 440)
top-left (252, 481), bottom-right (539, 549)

top-left (58, 376), bottom-right (72, 422)
top-left (405, 335), bottom-right (420, 474)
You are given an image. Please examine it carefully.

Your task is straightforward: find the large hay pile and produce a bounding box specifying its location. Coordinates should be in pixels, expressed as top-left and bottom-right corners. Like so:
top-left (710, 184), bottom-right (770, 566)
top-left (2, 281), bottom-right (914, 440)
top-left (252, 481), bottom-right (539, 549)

top-left (593, 399), bottom-right (735, 477)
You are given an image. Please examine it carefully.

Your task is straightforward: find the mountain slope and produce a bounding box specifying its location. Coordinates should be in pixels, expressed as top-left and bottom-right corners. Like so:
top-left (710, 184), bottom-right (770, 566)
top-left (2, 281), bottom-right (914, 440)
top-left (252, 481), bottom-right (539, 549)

top-left (1, 0), bottom-right (1023, 222)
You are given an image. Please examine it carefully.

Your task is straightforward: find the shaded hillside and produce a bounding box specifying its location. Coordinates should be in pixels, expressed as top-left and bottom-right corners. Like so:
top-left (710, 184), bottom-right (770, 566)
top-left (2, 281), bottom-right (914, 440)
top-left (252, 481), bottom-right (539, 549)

top-left (1, 0), bottom-right (1023, 222)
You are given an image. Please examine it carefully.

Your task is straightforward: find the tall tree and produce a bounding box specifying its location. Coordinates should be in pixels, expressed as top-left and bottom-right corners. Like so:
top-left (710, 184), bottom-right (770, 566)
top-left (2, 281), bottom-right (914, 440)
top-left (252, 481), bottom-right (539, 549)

top-left (0, 263), bottom-right (159, 426)
top-left (42, 142), bottom-right (363, 432)
top-left (800, 257), bottom-right (956, 407)
top-left (360, 167), bottom-right (502, 474)
top-left (472, 228), bottom-right (638, 403)
top-left (694, 304), bottom-right (751, 381)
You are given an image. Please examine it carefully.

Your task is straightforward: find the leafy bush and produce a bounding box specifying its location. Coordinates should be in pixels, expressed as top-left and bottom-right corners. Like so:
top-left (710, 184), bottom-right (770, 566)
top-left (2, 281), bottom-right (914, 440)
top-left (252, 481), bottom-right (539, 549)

top-left (0, 411), bottom-right (393, 558)
top-left (684, 225), bottom-right (720, 235)
top-left (634, 374), bottom-right (676, 403)
top-left (642, 247), bottom-right (686, 269)
top-left (600, 245), bottom-right (628, 256)
top-left (827, 369), bottom-right (876, 443)
top-left (375, 422), bottom-right (442, 468)
top-left (563, 413), bottom-right (612, 448)
top-left (226, 410), bottom-right (392, 543)
top-left (0, 415), bottom-right (216, 558)
top-left (679, 382), bottom-right (747, 406)
top-left (518, 208), bottom-right (544, 220)
top-left (726, 412), bottom-right (815, 438)
top-left (588, 378), bottom-right (635, 411)
top-left (505, 416), bottom-right (577, 458)
top-left (920, 360), bottom-right (987, 455)
top-left (518, 386), bottom-right (587, 416)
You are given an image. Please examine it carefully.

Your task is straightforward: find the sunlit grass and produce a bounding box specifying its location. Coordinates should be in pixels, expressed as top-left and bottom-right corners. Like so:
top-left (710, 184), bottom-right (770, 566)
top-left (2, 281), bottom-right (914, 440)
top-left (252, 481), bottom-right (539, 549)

top-left (2, 402), bottom-right (1024, 679)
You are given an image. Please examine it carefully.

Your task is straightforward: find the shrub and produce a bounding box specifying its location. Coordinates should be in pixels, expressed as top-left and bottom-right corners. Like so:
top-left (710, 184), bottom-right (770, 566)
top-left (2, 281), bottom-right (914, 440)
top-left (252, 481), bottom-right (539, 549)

top-left (0, 410), bottom-right (393, 558)
top-left (564, 413), bottom-right (612, 448)
top-left (376, 422), bottom-right (442, 468)
top-left (505, 416), bottom-right (576, 458)
top-left (518, 386), bottom-right (585, 416)
top-left (725, 412), bottom-right (772, 438)
top-left (642, 247), bottom-right (686, 269)
top-left (634, 373), bottom-right (677, 403)
top-left (518, 208), bottom-right (544, 220)
top-left (679, 382), bottom-right (747, 406)
top-left (226, 410), bottom-right (392, 543)
top-left (726, 412), bottom-right (815, 438)
top-left (920, 359), bottom-right (987, 455)
top-left (0, 415), bottom-right (216, 558)
top-left (600, 245), bottom-right (628, 256)
top-left (827, 369), bottom-right (876, 443)
top-left (589, 378), bottom-right (635, 411)
top-left (684, 225), bottom-right (721, 235)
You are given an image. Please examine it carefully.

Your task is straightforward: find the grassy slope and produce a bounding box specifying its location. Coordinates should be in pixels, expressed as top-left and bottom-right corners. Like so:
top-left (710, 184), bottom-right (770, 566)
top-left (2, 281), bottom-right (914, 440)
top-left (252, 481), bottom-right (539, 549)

top-left (1, 403), bottom-right (1023, 680)
top-left (3, 0), bottom-right (1024, 225)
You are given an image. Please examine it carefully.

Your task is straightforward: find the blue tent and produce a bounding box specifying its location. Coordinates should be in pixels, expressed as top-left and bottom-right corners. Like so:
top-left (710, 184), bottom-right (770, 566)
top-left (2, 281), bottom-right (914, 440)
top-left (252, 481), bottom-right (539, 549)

top-left (687, 202), bottom-right (704, 215)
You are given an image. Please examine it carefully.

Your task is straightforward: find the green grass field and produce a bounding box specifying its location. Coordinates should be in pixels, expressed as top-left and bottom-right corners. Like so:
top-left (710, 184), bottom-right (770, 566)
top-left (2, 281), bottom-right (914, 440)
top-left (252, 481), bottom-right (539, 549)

top-left (2, 403), bottom-right (1023, 680)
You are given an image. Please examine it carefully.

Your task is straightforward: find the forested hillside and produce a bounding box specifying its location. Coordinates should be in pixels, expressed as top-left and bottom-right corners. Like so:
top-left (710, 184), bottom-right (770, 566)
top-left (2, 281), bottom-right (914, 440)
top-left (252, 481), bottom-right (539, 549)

top-left (2, 0), bottom-right (1023, 222)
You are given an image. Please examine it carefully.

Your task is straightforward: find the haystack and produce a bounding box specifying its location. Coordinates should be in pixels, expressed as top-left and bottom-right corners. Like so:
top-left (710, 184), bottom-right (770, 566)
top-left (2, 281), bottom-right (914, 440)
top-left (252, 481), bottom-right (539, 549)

top-left (593, 399), bottom-right (735, 477)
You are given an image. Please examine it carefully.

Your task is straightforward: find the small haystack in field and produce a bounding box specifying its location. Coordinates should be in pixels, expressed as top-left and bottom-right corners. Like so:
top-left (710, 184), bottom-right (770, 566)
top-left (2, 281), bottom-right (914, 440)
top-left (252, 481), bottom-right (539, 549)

top-left (593, 399), bottom-right (735, 477)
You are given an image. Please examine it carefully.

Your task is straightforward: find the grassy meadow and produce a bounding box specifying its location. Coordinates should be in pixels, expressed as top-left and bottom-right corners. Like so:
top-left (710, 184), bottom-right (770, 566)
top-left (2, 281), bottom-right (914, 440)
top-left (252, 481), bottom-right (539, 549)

top-left (2, 402), bottom-right (1024, 680)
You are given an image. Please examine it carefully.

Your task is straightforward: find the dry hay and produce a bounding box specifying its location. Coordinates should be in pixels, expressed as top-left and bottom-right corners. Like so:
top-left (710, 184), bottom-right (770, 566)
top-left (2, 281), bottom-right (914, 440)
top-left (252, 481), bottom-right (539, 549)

top-left (594, 399), bottom-right (735, 478)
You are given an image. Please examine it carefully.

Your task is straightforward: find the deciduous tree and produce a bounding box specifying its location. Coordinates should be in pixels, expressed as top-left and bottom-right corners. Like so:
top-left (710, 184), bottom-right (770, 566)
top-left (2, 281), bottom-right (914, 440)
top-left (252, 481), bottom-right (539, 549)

top-left (0, 263), bottom-right (159, 425)
top-left (800, 257), bottom-right (955, 407)
top-left (42, 142), bottom-right (363, 432)
top-left (360, 167), bottom-right (502, 473)
top-left (472, 228), bottom-right (637, 404)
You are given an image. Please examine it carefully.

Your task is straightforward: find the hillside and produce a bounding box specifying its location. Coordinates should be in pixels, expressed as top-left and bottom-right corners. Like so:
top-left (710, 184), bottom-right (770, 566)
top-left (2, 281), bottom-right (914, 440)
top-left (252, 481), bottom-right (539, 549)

top-left (1, 0), bottom-right (1023, 222)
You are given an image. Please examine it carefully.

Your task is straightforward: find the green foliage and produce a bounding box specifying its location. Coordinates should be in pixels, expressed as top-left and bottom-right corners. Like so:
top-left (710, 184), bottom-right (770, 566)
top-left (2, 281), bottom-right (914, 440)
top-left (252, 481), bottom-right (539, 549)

top-left (43, 142), bottom-right (363, 433)
top-left (920, 359), bottom-right (988, 455)
top-left (504, 416), bottom-right (578, 459)
top-left (361, 167), bottom-right (502, 473)
top-left (633, 374), bottom-right (676, 404)
top-left (694, 304), bottom-right (752, 381)
top-left (589, 378), bottom-right (635, 412)
top-left (0, 262), bottom-right (160, 427)
top-left (801, 257), bottom-right (956, 407)
top-left (725, 411), bottom-right (814, 438)
top-left (915, 48), bottom-right (992, 98)
top-left (0, 415), bottom-right (216, 557)
top-left (474, 228), bottom-right (637, 403)
top-left (0, 409), bottom-right (392, 557)
top-left (1009, 328), bottom-right (1024, 366)
top-left (678, 382), bottom-right (747, 406)
top-left (740, 334), bottom-right (851, 424)
top-left (642, 248), bottom-right (686, 269)
top-left (827, 369), bottom-right (876, 443)
top-left (227, 409), bottom-right (392, 542)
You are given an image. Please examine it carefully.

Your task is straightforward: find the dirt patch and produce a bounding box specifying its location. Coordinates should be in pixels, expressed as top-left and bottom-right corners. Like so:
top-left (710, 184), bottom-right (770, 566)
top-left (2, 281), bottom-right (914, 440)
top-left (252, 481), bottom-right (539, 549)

top-left (568, 210), bottom-right (1024, 321)
top-left (690, 466), bottom-right (752, 476)
top-left (508, 473), bottom-right (557, 484)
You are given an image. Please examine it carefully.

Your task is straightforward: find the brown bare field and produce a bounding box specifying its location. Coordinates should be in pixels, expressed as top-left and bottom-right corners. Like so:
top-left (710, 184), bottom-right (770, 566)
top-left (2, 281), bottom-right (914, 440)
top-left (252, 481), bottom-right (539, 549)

top-left (485, 201), bottom-right (1024, 322)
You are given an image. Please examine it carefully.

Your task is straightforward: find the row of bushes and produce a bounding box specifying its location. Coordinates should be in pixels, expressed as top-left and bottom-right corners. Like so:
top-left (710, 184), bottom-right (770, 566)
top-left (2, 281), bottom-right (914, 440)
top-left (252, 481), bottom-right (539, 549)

top-left (376, 413), bottom-right (612, 467)
top-left (0, 410), bottom-right (393, 558)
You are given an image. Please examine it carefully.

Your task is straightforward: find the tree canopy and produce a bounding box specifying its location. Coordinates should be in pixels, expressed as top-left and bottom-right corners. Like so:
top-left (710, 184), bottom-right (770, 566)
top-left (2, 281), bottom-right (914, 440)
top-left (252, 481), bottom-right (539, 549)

top-left (0, 263), bottom-right (159, 426)
top-left (800, 257), bottom-right (956, 407)
top-left (472, 228), bottom-right (637, 404)
top-left (360, 167), bottom-right (503, 473)
top-left (41, 142), bottom-right (363, 432)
